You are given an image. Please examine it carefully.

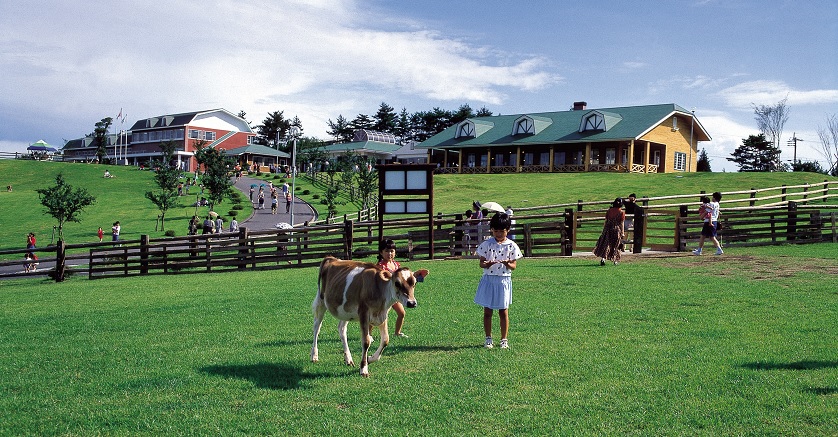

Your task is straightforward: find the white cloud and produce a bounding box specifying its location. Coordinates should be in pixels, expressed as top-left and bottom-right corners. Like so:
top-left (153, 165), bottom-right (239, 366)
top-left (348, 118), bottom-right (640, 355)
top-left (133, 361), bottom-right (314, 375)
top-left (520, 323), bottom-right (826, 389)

top-left (0, 0), bottom-right (560, 143)
top-left (717, 80), bottom-right (838, 109)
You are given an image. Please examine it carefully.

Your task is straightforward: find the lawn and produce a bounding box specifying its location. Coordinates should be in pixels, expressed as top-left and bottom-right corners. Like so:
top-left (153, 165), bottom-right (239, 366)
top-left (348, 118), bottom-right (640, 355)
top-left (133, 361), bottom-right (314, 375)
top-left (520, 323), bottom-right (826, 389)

top-left (3, 159), bottom-right (836, 250)
top-left (1, 244), bottom-right (835, 435)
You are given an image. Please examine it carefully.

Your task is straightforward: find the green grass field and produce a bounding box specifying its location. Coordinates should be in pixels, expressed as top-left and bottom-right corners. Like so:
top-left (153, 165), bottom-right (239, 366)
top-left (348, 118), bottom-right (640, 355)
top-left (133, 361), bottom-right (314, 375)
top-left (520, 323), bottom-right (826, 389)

top-left (2, 159), bottom-right (836, 250)
top-left (1, 244), bottom-right (835, 435)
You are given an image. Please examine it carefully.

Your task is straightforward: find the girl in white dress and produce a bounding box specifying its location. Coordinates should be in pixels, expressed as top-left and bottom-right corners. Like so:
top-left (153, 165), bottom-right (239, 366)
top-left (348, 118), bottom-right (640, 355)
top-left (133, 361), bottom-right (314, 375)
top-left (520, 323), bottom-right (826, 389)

top-left (474, 213), bottom-right (522, 349)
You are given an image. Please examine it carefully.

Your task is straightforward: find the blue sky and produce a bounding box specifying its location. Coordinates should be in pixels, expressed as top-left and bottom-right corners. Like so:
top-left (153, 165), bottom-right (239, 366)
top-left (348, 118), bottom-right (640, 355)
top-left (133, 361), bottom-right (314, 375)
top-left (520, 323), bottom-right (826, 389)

top-left (1, 0), bottom-right (836, 171)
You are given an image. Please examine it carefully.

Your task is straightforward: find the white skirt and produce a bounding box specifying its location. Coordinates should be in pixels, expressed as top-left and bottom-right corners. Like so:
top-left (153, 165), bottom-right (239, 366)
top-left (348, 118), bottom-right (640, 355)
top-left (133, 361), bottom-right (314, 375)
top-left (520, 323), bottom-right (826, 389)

top-left (474, 275), bottom-right (512, 310)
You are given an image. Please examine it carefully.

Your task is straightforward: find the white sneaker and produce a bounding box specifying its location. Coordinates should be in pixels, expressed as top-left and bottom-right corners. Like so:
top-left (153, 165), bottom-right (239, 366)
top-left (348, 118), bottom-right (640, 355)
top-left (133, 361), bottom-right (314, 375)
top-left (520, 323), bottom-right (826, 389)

top-left (715, 248), bottom-right (724, 255)
top-left (484, 337), bottom-right (493, 349)
top-left (499, 339), bottom-right (509, 349)
top-left (692, 249), bottom-right (702, 255)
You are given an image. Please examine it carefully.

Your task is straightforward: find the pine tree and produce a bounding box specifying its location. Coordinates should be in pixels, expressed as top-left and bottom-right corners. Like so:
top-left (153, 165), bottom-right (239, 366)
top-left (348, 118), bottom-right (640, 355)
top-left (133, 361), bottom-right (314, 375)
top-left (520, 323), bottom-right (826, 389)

top-left (696, 148), bottom-right (712, 172)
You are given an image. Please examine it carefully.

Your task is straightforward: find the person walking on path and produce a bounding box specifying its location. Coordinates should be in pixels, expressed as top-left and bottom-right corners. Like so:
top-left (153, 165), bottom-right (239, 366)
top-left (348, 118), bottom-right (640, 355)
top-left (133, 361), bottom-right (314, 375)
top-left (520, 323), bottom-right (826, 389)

top-left (593, 198), bottom-right (625, 266)
top-left (285, 191), bottom-right (293, 213)
top-left (97, 227), bottom-right (104, 242)
top-left (474, 213), bottom-right (522, 349)
top-left (271, 194), bottom-right (278, 214)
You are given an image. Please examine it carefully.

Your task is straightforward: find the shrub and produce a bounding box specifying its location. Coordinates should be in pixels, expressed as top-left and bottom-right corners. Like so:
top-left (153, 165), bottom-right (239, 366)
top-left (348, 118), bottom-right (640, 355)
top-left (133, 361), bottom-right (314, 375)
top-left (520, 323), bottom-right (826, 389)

top-left (164, 230), bottom-right (176, 237)
top-left (228, 210), bottom-right (238, 217)
top-left (320, 199), bottom-right (328, 205)
top-left (232, 204), bottom-right (244, 211)
top-left (302, 189), bottom-right (310, 195)
top-left (312, 194), bottom-right (320, 199)
top-left (273, 175), bottom-right (281, 179)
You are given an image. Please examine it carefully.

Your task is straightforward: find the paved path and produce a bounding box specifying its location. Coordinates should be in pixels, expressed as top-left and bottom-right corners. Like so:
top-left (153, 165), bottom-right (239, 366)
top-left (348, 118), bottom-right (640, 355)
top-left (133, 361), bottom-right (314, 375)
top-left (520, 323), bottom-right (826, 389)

top-left (231, 175), bottom-right (317, 231)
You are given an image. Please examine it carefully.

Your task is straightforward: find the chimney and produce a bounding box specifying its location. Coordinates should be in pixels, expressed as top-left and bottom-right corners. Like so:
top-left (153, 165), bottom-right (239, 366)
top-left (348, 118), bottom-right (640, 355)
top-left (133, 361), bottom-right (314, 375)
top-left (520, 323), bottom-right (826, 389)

top-left (572, 101), bottom-right (587, 111)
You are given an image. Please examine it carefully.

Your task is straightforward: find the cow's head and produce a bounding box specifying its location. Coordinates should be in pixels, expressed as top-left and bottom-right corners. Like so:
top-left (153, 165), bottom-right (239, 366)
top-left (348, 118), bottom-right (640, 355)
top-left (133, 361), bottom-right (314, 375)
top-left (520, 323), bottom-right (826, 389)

top-left (381, 267), bottom-right (429, 309)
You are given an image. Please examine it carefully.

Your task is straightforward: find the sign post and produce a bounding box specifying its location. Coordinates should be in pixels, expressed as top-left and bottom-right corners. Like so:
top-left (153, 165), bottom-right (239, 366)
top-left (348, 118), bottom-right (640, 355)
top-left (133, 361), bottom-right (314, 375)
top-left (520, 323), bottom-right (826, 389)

top-left (376, 164), bottom-right (436, 258)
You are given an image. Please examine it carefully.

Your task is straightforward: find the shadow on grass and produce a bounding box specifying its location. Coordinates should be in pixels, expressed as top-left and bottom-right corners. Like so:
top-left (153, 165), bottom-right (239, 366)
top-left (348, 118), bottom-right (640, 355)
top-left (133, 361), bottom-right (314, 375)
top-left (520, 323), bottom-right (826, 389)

top-left (740, 360), bottom-right (838, 371)
top-left (804, 387), bottom-right (838, 396)
top-left (200, 362), bottom-right (330, 390)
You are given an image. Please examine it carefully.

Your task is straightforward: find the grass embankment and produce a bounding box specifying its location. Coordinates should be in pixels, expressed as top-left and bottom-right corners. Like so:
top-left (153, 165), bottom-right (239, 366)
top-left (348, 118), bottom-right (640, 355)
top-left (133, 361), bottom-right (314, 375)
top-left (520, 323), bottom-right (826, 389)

top-left (2, 159), bottom-right (835, 250)
top-left (0, 244), bottom-right (835, 435)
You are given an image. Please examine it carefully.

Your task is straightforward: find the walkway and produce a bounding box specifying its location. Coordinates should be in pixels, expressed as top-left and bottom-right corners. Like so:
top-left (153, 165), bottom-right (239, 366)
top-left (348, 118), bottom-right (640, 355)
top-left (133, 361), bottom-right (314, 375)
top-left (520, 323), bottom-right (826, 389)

top-left (231, 175), bottom-right (317, 231)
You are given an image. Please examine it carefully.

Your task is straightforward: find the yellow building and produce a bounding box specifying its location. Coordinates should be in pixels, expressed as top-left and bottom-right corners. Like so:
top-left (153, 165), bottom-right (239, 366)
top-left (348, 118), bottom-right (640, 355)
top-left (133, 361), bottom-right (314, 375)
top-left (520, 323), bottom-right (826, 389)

top-left (417, 102), bottom-right (711, 174)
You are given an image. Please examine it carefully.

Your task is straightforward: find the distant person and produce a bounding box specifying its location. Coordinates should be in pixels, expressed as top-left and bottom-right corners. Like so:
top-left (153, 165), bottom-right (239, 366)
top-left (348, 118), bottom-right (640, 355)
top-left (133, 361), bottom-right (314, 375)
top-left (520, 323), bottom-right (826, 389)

top-left (285, 191), bottom-right (292, 213)
top-left (202, 216), bottom-right (214, 234)
top-left (103, 169), bottom-right (112, 178)
top-left (505, 206), bottom-right (515, 239)
top-left (6, 185), bottom-right (11, 192)
top-left (693, 192), bottom-right (724, 255)
top-left (97, 227), bottom-right (104, 242)
top-left (271, 194), bottom-right (278, 214)
top-left (188, 216), bottom-right (199, 236)
top-left (282, 181), bottom-right (289, 195)
top-left (229, 218), bottom-right (238, 233)
top-left (593, 198), bottom-right (625, 266)
top-left (215, 216), bottom-right (223, 234)
top-left (111, 221), bottom-right (121, 241)
top-left (376, 239), bottom-right (411, 338)
top-left (27, 232), bottom-right (36, 250)
top-left (622, 193), bottom-right (638, 230)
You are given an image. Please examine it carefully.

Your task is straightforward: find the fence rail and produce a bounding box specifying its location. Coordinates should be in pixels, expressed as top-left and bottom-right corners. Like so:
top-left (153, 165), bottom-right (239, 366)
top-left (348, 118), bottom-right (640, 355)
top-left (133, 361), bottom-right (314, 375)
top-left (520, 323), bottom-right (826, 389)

top-left (3, 204), bottom-right (836, 282)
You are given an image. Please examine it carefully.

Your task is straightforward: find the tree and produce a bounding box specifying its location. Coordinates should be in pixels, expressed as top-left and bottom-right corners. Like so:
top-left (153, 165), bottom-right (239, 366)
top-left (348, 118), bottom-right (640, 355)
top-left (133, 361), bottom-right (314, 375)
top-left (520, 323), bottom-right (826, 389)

top-left (327, 115), bottom-right (354, 143)
top-left (727, 134), bottom-right (783, 172)
top-left (92, 117), bottom-right (113, 163)
top-left (257, 111), bottom-right (292, 146)
top-left (194, 141), bottom-right (236, 212)
top-left (355, 159), bottom-right (378, 210)
top-left (696, 148), bottom-right (712, 172)
top-left (350, 114), bottom-right (374, 132)
top-left (36, 173), bottom-right (96, 241)
top-left (296, 137), bottom-right (328, 173)
top-left (475, 106), bottom-right (494, 117)
top-left (816, 113), bottom-right (838, 176)
top-left (753, 97), bottom-right (790, 164)
top-left (373, 102), bottom-right (397, 133)
top-left (791, 160), bottom-right (826, 174)
top-left (144, 141), bottom-right (183, 231)
top-left (395, 108), bottom-right (412, 144)
top-left (450, 104), bottom-right (475, 124)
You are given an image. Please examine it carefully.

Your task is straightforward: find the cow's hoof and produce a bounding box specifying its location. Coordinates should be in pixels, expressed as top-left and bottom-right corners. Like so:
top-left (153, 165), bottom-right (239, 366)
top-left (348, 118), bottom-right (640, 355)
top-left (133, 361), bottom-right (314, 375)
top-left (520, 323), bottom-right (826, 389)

top-left (360, 367), bottom-right (369, 377)
top-left (311, 357), bottom-right (319, 363)
top-left (345, 360), bottom-right (355, 367)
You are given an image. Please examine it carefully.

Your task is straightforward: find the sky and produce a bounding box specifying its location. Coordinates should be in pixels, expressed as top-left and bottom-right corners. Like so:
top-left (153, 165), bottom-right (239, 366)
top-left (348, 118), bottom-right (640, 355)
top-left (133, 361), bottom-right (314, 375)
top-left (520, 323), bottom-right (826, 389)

top-left (1, 0), bottom-right (836, 172)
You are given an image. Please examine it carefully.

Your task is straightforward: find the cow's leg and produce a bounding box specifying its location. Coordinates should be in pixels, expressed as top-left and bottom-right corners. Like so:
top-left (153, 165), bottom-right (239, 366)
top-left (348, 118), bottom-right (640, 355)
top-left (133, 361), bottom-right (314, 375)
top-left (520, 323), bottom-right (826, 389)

top-left (359, 315), bottom-right (372, 377)
top-left (368, 317), bottom-right (390, 363)
top-left (338, 320), bottom-right (354, 367)
top-left (311, 294), bottom-right (327, 363)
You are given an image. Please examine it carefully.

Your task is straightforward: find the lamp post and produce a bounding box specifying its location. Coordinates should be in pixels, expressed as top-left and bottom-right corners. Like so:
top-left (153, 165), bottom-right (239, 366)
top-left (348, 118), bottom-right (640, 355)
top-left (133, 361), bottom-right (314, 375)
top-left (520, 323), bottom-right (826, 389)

top-left (289, 126), bottom-right (300, 226)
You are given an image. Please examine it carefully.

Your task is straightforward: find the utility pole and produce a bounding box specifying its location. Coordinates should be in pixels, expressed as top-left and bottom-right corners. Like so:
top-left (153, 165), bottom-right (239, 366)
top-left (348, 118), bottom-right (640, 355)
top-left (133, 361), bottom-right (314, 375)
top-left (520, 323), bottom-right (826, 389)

top-left (787, 132), bottom-right (803, 164)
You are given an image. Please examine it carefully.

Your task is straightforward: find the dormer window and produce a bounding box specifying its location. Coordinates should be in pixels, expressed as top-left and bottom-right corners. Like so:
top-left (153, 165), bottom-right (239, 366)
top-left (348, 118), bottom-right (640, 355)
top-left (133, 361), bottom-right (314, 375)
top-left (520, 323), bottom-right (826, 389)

top-left (579, 110), bottom-right (621, 133)
top-left (514, 117), bottom-right (535, 135)
top-left (582, 113), bottom-right (604, 131)
top-left (456, 121), bottom-right (475, 138)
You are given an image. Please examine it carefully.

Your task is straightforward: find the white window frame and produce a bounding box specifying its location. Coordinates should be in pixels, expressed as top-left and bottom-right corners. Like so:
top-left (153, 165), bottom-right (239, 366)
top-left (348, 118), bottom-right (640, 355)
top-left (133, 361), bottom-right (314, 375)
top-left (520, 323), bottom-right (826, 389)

top-left (674, 152), bottom-right (686, 171)
top-left (456, 122), bottom-right (475, 138)
top-left (514, 117), bottom-right (535, 135)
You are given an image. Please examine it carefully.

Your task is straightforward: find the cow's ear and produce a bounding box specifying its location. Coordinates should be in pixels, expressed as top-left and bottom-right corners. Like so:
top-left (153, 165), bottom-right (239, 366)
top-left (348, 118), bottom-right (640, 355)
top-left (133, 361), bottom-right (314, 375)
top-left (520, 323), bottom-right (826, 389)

top-left (378, 270), bottom-right (393, 281)
top-left (415, 269), bottom-right (429, 279)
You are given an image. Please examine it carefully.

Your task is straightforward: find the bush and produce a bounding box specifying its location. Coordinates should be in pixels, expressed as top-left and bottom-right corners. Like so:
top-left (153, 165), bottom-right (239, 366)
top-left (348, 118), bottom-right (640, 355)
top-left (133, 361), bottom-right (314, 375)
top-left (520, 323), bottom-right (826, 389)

top-left (302, 189), bottom-right (310, 195)
top-left (273, 175), bottom-right (281, 179)
top-left (312, 194), bottom-right (320, 199)
top-left (295, 186), bottom-right (301, 191)
top-left (164, 230), bottom-right (176, 237)
top-left (320, 199), bottom-right (328, 205)
top-left (228, 210), bottom-right (238, 217)
top-left (232, 204), bottom-right (244, 211)
top-left (279, 178), bottom-right (286, 183)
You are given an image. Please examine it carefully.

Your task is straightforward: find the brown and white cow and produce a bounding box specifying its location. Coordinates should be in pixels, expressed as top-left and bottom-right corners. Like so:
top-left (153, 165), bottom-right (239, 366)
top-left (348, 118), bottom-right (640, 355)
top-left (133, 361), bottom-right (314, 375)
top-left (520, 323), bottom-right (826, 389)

top-left (311, 256), bottom-right (429, 377)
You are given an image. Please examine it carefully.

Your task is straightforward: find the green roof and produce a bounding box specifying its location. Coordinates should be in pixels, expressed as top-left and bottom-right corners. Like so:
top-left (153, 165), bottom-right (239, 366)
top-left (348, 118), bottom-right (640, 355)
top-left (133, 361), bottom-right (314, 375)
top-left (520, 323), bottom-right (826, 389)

top-left (418, 103), bottom-right (710, 149)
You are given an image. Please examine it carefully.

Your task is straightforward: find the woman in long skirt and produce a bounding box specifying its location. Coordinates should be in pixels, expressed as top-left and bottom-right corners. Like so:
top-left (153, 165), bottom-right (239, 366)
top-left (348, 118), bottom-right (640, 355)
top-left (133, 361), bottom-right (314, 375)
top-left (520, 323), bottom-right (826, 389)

top-left (593, 198), bottom-right (626, 265)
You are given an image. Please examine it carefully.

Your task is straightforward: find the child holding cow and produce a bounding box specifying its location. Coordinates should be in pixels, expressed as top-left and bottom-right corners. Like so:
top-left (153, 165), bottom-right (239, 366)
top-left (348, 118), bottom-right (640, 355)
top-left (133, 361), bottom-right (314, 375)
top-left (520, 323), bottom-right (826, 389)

top-left (474, 212), bottom-right (522, 349)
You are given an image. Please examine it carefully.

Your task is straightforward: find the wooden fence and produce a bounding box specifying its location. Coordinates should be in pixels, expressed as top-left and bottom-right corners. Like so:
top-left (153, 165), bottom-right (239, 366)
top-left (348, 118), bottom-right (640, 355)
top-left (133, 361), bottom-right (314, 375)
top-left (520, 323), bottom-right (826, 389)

top-left (2, 197), bottom-right (836, 282)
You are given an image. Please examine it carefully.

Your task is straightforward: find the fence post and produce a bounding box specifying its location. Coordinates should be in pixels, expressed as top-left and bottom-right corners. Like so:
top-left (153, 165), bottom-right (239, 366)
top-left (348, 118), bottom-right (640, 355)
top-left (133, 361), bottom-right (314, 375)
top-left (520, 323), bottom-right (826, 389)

top-left (677, 205), bottom-right (688, 251)
top-left (750, 188), bottom-right (756, 207)
top-left (344, 220), bottom-right (354, 259)
top-left (55, 240), bottom-right (66, 282)
top-left (632, 207), bottom-right (645, 253)
top-left (803, 183), bottom-right (809, 202)
top-left (140, 235), bottom-right (149, 275)
top-left (787, 201), bottom-right (797, 241)
top-left (454, 213), bottom-right (464, 256)
top-left (522, 224), bottom-right (532, 257)
top-left (577, 200), bottom-right (583, 212)
top-left (781, 185), bottom-right (787, 203)
top-left (238, 227), bottom-right (249, 269)
top-left (824, 180), bottom-right (829, 203)
top-left (565, 208), bottom-right (575, 256)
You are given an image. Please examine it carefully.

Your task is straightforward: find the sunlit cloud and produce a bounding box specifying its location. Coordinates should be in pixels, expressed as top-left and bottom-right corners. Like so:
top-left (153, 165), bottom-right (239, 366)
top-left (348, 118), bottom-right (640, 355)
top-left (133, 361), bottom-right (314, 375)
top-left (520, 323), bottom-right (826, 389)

top-left (717, 80), bottom-right (838, 108)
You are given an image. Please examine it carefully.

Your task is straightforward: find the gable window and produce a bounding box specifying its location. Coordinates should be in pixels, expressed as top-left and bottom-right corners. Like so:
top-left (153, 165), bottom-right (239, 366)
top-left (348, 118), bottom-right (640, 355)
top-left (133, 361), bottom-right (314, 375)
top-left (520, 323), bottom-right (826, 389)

top-left (205, 131), bottom-right (216, 141)
top-left (456, 122), bottom-right (475, 138)
top-left (582, 113), bottom-right (604, 131)
top-left (514, 117), bottom-right (534, 135)
top-left (674, 152), bottom-right (686, 171)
